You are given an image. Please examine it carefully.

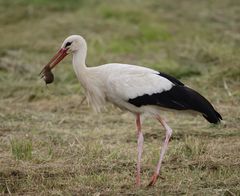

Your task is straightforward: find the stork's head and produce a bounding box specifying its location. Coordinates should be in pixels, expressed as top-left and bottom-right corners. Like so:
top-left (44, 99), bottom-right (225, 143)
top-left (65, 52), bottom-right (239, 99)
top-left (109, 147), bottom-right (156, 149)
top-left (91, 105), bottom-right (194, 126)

top-left (61, 35), bottom-right (87, 53)
top-left (40, 35), bottom-right (87, 84)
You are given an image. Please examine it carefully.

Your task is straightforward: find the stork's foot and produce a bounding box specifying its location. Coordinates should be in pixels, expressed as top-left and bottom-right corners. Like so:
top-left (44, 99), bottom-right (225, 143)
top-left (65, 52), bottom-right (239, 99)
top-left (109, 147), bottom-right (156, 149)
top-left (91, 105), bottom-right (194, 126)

top-left (136, 176), bottom-right (141, 187)
top-left (148, 173), bottom-right (159, 186)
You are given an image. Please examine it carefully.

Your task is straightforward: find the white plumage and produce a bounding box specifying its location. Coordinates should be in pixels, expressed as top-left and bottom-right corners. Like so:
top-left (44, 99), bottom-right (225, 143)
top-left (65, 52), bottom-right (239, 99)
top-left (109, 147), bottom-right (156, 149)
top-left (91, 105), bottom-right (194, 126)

top-left (87, 63), bottom-right (173, 113)
top-left (40, 35), bottom-right (222, 187)
top-left (105, 64), bottom-right (173, 99)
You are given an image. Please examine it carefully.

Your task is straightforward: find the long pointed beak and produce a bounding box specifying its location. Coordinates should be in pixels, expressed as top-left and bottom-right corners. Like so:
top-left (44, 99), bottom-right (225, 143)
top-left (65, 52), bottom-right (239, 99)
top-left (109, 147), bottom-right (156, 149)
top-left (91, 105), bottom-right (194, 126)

top-left (39, 48), bottom-right (69, 83)
top-left (40, 48), bottom-right (68, 73)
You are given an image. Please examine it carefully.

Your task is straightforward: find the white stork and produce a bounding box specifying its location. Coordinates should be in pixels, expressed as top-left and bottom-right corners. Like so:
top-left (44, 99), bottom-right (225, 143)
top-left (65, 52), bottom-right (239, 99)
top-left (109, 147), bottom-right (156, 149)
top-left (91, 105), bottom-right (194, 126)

top-left (40, 35), bottom-right (222, 186)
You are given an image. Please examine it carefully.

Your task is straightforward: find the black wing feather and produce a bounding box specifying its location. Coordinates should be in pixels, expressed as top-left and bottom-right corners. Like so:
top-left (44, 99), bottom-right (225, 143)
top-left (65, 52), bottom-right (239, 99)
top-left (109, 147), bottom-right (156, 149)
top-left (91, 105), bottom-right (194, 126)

top-left (128, 73), bottom-right (222, 124)
top-left (158, 72), bottom-right (184, 86)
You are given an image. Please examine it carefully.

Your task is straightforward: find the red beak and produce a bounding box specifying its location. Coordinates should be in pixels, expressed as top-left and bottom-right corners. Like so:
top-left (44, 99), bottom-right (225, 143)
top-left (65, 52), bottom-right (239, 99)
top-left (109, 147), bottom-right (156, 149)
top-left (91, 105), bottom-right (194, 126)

top-left (40, 48), bottom-right (69, 76)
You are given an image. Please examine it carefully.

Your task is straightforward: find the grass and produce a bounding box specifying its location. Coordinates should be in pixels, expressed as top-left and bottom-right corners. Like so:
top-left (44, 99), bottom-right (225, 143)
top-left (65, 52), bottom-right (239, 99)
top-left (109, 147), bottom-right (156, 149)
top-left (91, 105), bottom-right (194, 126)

top-left (10, 139), bottom-right (33, 160)
top-left (0, 0), bottom-right (240, 195)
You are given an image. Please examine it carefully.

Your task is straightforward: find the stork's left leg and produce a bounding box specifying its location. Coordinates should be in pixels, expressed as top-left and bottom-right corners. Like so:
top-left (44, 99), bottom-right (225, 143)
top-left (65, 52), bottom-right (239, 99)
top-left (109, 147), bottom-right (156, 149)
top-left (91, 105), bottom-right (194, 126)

top-left (148, 115), bottom-right (172, 186)
top-left (136, 114), bottom-right (144, 186)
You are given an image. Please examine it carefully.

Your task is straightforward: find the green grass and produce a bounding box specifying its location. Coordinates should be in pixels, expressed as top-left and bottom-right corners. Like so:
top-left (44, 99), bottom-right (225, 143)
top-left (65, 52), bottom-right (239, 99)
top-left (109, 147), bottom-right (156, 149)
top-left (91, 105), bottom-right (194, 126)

top-left (10, 139), bottom-right (33, 160)
top-left (0, 0), bottom-right (240, 195)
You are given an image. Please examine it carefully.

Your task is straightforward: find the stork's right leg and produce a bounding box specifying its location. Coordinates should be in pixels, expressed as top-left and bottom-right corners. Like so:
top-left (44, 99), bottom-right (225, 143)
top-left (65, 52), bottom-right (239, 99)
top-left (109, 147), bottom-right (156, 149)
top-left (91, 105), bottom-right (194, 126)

top-left (148, 115), bottom-right (172, 186)
top-left (136, 114), bottom-right (144, 186)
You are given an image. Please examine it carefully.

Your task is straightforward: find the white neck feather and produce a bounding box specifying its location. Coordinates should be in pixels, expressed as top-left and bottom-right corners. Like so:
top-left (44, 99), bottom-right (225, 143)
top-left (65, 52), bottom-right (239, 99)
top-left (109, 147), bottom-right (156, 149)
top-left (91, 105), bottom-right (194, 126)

top-left (72, 49), bottom-right (87, 81)
top-left (72, 47), bottom-right (106, 112)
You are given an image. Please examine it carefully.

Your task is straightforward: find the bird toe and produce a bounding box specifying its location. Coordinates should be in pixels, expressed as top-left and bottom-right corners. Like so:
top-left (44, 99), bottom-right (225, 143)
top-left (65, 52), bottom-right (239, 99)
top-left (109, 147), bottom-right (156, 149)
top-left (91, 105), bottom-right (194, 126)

top-left (148, 173), bottom-right (159, 187)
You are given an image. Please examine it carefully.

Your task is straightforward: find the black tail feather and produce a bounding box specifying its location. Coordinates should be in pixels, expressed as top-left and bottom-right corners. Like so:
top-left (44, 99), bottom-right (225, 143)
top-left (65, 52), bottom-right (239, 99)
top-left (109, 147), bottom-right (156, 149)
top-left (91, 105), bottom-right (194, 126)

top-left (180, 86), bottom-right (222, 124)
top-left (202, 109), bottom-right (222, 124)
top-left (157, 72), bottom-right (223, 124)
top-left (182, 86), bottom-right (222, 124)
top-left (128, 84), bottom-right (222, 124)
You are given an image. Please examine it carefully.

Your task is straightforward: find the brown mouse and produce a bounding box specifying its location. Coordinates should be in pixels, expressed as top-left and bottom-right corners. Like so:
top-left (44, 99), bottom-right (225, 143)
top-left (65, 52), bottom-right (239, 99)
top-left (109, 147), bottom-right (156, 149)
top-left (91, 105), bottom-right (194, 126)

top-left (40, 67), bottom-right (54, 84)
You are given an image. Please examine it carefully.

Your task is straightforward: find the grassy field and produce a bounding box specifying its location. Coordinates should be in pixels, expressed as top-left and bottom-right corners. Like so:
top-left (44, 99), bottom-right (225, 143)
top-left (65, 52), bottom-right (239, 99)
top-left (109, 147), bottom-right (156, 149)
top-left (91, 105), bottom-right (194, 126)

top-left (0, 0), bottom-right (240, 195)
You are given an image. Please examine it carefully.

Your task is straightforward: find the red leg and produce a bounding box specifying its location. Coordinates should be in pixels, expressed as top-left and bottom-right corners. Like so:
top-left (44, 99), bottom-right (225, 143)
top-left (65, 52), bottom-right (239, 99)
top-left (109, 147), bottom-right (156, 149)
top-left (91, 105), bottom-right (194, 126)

top-left (136, 114), bottom-right (144, 187)
top-left (148, 116), bottom-right (172, 186)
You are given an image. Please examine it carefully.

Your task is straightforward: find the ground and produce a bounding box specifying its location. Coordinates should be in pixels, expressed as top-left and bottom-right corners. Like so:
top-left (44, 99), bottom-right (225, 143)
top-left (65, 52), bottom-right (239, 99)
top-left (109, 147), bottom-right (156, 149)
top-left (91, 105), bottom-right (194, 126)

top-left (0, 0), bottom-right (240, 195)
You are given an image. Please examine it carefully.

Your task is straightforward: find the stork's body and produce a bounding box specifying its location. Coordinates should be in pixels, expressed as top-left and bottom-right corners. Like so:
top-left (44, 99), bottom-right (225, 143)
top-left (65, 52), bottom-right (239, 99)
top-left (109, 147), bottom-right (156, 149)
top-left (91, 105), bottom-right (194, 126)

top-left (40, 35), bottom-right (222, 186)
top-left (74, 62), bottom-right (169, 113)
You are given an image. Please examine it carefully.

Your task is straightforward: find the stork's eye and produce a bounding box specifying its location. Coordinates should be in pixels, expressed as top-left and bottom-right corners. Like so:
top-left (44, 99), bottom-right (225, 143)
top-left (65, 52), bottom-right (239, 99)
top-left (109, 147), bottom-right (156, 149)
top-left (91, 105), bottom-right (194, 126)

top-left (65, 42), bottom-right (72, 47)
